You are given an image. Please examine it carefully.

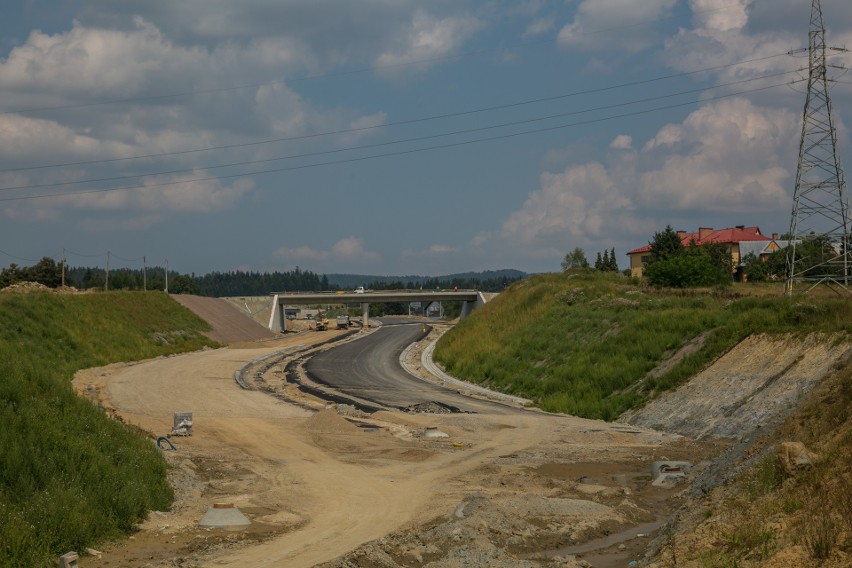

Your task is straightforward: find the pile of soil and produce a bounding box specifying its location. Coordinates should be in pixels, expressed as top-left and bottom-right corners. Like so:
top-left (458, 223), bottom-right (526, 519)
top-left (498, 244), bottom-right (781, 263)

top-left (303, 407), bottom-right (363, 433)
top-left (2, 281), bottom-right (52, 292)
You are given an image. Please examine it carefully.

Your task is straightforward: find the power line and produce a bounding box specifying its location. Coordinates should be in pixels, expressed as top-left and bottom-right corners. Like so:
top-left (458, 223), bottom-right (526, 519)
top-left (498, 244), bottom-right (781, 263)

top-left (0, 68), bottom-right (803, 193)
top-left (0, 51), bottom-right (794, 174)
top-left (0, 79), bottom-right (800, 204)
top-left (64, 248), bottom-right (107, 258)
top-left (0, 249), bottom-right (43, 262)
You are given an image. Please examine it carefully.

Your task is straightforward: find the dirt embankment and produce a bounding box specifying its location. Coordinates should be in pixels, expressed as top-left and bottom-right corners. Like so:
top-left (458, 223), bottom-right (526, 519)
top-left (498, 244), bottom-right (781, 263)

top-left (170, 294), bottom-right (276, 344)
top-left (70, 326), bottom-right (850, 568)
top-left (622, 334), bottom-right (851, 497)
top-left (622, 334), bottom-right (850, 441)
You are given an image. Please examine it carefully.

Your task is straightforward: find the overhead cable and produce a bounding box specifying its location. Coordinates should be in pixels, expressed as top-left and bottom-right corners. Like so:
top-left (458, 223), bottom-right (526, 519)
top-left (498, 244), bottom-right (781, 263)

top-left (0, 79), bottom-right (801, 204)
top-left (0, 51), bottom-right (794, 174)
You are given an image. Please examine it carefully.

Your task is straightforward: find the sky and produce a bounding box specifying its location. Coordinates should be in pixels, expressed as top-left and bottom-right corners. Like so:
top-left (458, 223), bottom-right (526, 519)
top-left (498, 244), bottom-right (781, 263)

top-left (1, 0), bottom-right (850, 277)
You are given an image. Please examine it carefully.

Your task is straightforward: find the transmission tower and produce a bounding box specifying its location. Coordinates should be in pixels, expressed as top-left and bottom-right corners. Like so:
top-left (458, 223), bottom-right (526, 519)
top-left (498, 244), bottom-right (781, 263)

top-left (785, 0), bottom-right (850, 295)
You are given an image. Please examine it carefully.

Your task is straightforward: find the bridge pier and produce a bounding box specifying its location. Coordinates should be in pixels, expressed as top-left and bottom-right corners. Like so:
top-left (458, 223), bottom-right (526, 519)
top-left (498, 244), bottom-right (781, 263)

top-left (269, 294), bottom-right (284, 333)
top-left (361, 302), bottom-right (370, 331)
top-left (460, 300), bottom-right (473, 319)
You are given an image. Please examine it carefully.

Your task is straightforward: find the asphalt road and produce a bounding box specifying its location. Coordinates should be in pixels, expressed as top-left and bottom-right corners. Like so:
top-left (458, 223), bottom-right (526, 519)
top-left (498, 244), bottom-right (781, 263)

top-left (305, 320), bottom-right (512, 414)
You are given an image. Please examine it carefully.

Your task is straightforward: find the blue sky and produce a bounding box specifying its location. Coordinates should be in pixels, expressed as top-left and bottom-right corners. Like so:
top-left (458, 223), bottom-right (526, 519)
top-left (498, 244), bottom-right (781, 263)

top-left (1, 0), bottom-right (850, 276)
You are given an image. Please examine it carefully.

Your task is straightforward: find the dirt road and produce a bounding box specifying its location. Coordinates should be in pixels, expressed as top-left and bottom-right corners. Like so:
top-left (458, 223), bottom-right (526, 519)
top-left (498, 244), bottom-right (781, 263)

top-left (73, 328), bottom-right (712, 568)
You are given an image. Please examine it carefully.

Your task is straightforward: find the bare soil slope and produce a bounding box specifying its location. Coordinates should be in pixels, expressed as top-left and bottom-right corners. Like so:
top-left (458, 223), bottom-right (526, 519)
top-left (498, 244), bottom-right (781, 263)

top-left (170, 294), bottom-right (276, 344)
top-left (621, 334), bottom-right (851, 440)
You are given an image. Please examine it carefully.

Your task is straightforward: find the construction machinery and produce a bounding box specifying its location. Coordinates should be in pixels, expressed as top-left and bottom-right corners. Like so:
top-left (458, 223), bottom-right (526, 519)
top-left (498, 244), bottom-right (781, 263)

top-left (311, 308), bottom-right (330, 331)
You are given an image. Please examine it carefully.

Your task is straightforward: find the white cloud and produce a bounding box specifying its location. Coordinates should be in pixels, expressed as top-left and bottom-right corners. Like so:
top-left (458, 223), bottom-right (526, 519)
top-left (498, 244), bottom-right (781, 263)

top-left (4, 173), bottom-right (255, 225)
top-left (690, 0), bottom-right (751, 32)
top-left (0, 114), bottom-right (131, 165)
top-left (331, 236), bottom-right (381, 262)
top-left (661, 0), bottom-right (800, 87)
top-left (499, 97), bottom-right (797, 253)
top-left (274, 236), bottom-right (380, 266)
top-left (557, 0), bottom-right (678, 52)
top-left (0, 17), bottom-right (393, 226)
top-left (273, 244), bottom-right (327, 264)
top-left (639, 98), bottom-right (797, 210)
top-left (502, 161), bottom-right (636, 244)
top-left (609, 135), bottom-right (633, 150)
top-left (523, 17), bottom-right (555, 38)
top-left (374, 10), bottom-right (483, 76)
top-left (402, 244), bottom-right (459, 260)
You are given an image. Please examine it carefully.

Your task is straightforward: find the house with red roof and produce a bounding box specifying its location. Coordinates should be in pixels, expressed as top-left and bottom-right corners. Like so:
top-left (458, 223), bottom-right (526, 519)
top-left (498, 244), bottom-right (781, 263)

top-left (626, 226), bottom-right (782, 279)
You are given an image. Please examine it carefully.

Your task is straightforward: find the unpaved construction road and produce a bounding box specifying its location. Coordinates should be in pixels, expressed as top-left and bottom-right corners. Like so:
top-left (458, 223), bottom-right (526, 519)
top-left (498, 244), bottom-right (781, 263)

top-left (71, 317), bottom-right (848, 568)
top-left (73, 324), bottom-right (719, 568)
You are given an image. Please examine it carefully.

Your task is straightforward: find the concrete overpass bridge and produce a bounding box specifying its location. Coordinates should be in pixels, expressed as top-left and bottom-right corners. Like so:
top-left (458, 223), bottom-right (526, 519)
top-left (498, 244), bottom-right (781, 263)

top-left (268, 289), bottom-right (490, 332)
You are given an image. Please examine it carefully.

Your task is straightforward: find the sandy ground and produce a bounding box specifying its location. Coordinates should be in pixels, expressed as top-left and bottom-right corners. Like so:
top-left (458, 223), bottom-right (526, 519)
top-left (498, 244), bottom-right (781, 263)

top-left (71, 328), bottom-right (719, 568)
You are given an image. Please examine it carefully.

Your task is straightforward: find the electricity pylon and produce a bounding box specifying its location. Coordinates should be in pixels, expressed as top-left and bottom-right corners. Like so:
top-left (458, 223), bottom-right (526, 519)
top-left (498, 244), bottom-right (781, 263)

top-left (785, 0), bottom-right (850, 295)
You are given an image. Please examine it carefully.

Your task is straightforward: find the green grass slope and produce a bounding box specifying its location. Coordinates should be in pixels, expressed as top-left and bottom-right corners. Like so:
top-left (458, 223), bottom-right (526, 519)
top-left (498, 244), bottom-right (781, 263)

top-left (0, 291), bottom-right (216, 568)
top-left (434, 272), bottom-right (852, 420)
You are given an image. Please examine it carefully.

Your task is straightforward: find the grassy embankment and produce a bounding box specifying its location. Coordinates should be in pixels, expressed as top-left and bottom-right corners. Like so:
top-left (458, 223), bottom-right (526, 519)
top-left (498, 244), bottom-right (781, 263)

top-left (0, 291), bottom-right (216, 568)
top-left (434, 271), bottom-right (852, 420)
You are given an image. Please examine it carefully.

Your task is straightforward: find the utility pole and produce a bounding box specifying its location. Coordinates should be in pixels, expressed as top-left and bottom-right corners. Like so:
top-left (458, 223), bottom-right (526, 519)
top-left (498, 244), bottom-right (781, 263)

top-left (60, 248), bottom-right (65, 288)
top-left (164, 258), bottom-right (169, 293)
top-left (143, 256), bottom-right (147, 291)
top-left (105, 251), bottom-right (110, 291)
top-left (785, 0), bottom-right (850, 295)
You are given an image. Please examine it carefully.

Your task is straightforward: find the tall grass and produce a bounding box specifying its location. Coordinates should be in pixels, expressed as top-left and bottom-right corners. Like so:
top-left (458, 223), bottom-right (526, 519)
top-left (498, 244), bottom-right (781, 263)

top-left (434, 272), bottom-right (852, 419)
top-left (0, 291), bottom-right (215, 568)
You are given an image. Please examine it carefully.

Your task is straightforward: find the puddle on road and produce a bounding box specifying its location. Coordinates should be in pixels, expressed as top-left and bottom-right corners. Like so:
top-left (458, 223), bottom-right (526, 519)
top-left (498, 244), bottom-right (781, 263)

top-left (524, 461), bottom-right (680, 568)
top-left (549, 518), bottom-right (667, 567)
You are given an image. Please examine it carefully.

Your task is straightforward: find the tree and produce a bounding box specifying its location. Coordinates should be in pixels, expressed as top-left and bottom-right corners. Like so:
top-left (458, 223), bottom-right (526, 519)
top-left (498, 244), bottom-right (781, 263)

top-left (644, 226), bottom-right (732, 288)
top-left (609, 247), bottom-right (619, 271)
top-left (29, 257), bottom-right (62, 287)
top-left (170, 274), bottom-right (200, 295)
top-left (648, 225), bottom-right (683, 264)
top-left (0, 263), bottom-right (21, 288)
top-left (561, 247), bottom-right (589, 271)
top-left (742, 252), bottom-right (768, 282)
top-left (594, 252), bottom-right (603, 270)
top-left (764, 247), bottom-right (788, 280)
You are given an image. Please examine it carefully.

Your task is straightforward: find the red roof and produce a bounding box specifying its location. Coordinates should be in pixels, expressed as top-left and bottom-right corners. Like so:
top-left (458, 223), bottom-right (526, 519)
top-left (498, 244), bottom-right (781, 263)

top-left (627, 227), bottom-right (769, 255)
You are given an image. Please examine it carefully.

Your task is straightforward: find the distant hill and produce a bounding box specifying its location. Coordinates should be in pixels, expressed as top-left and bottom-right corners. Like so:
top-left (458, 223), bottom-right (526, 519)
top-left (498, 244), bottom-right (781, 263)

top-left (325, 270), bottom-right (528, 290)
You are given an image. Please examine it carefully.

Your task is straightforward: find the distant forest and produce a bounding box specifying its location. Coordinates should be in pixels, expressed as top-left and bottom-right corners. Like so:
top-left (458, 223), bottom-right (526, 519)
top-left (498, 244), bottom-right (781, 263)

top-left (0, 257), bottom-right (526, 296)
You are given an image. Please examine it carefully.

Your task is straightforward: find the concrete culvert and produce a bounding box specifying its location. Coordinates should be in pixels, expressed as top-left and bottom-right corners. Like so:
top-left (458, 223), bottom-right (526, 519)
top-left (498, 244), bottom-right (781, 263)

top-left (198, 503), bottom-right (251, 530)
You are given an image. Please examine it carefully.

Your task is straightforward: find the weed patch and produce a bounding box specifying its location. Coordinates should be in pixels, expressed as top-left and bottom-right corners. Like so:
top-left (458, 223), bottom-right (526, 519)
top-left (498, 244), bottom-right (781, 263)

top-left (434, 272), bottom-right (851, 419)
top-left (0, 291), bottom-right (215, 568)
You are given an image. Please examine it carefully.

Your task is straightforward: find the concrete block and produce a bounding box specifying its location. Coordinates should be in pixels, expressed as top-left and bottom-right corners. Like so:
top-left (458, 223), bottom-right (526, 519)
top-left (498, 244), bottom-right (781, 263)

top-left (172, 412), bottom-right (193, 436)
top-left (58, 552), bottom-right (79, 568)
